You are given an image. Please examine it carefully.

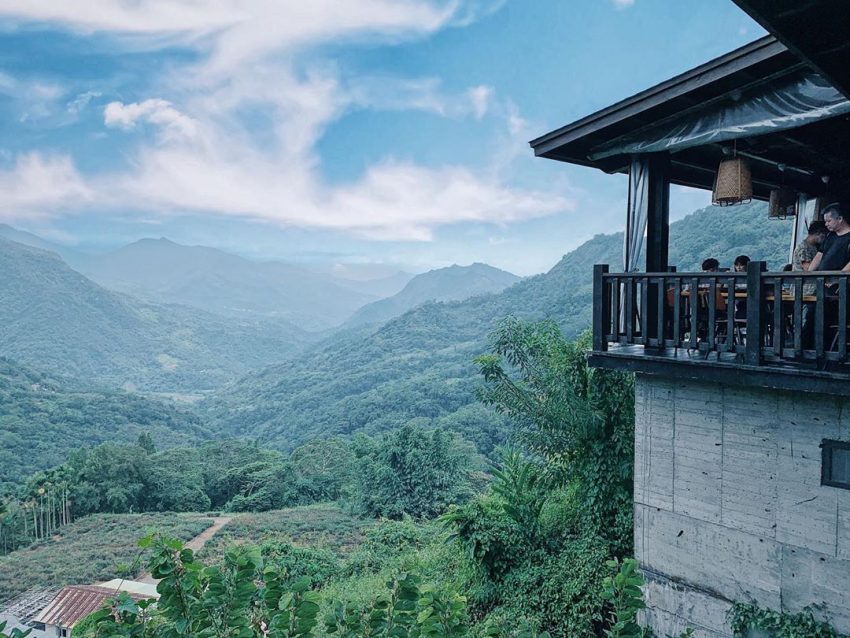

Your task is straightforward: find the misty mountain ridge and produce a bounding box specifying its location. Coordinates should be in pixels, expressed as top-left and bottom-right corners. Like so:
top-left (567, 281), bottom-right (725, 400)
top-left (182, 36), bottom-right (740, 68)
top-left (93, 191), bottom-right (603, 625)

top-left (346, 262), bottom-right (521, 327)
top-left (0, 227), bottom-right (415, 330)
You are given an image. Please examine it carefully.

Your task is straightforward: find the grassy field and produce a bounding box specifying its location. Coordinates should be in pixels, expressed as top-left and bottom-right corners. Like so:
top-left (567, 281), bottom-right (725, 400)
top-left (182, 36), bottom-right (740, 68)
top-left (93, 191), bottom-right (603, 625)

top-left (0, 513), bottom-right (213, 602)
top-left (196, 504), bottom-right (367, 565)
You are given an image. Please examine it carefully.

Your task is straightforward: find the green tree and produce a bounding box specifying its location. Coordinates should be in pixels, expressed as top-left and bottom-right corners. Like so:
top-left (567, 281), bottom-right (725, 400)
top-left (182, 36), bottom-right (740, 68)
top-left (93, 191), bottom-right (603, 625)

top-left (354, 425), bottom-right (474, 519)
top-left (475, 319), bottom-right (634, 554)
top-left (290, 438), bottom-right (356, 502)
top-left (136, 432), bottom-right (156, 455)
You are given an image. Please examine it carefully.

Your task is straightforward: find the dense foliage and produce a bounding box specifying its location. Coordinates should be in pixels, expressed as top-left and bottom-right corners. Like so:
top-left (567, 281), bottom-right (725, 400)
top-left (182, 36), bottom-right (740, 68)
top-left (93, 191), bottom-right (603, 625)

top-left (476, 321), bottom-right (634, 555)
top-left (0, 358), bottom-right (210, 488)
top-left (729, 603), bottom-right (847, 638)
top-left (352, 425), bottom-right (477, 519)
top-left (4, 425), bottom-right (479, 554)
top-left (78, 534), bottom-right (550, 638)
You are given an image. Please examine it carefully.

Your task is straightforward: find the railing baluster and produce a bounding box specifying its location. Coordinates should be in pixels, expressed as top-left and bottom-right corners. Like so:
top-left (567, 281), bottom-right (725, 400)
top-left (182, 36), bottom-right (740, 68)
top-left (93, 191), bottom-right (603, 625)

top-left (815, 277), bottom-right (825, 359)
top-left (656, 275), bottom-right (665, 347)
top-left (689, 277), bottom-right (698, 350)
top-left (639, 276), bottom-right (648, 345)
top-left (611, 276), bottom-right (621, 340)
top-left (724, 276), bottom-right (734, 353)
top-left (793, 277), bottom-right (802, 357)
top-left (626, 278), bottom-right (635, 343)
top-left (840, 278), bottom-right (847, 362)
top-left (707, 277), bottom-right (716, 351)
top-left (773, 277), bottom-right (783, 357)
top-left (673, 277), bottom-right (681, 348)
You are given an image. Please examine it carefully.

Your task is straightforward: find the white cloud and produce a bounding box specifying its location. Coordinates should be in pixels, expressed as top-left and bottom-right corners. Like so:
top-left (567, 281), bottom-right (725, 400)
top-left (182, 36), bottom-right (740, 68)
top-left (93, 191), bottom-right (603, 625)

top-left (67, 90), bottom-right (102, 114)
top-left (0, 0), bottom-right (573, 241)
top-left (348, 76), bottom-right (495, 120)
top-left (467, 85), bottom-right (493, 119)
top-left (0, 153), bottom-right (91, 219)
top-left (0, 1), bottom-right (458, 77)
top-left (612, 0), bottom-right (635, 7)
top-left (104, 99), bottom-right (198, 140)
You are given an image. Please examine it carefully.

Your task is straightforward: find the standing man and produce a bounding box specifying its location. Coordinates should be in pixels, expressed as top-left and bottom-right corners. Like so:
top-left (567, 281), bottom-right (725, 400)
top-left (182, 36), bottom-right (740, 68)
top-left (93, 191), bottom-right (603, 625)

top-left (809, 204), bottom-right (850, 273)
top-left (803, 203), bottom-right (850, 350)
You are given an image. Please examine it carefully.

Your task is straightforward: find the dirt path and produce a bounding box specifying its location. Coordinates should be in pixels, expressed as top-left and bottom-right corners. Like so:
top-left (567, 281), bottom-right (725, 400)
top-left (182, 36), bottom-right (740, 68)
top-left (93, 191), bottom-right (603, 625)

top-left (138, 516), bottom-right (233, 583)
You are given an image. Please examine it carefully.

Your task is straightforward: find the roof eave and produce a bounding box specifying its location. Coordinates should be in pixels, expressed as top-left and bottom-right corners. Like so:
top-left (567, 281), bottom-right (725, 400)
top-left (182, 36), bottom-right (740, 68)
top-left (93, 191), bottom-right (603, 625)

top-left (529, 35), bottom-right (790, 158)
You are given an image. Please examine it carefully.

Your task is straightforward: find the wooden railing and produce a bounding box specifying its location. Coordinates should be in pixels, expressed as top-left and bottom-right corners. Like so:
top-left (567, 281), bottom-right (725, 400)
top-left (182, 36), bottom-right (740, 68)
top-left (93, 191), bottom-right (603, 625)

top-left (592, 261), bottom-right (850, 367)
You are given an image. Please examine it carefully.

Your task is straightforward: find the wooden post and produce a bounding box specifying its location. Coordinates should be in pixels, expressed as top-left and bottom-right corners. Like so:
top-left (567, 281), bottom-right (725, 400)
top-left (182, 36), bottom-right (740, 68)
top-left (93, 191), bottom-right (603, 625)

top-left (593, 264), bottom-right (610, 352)
top-left (645, 153), bottom-right (670, 349)
top-left (645, 153), bottom-right (670, 274)
top-left (746, 261), bottom-right (767, 366)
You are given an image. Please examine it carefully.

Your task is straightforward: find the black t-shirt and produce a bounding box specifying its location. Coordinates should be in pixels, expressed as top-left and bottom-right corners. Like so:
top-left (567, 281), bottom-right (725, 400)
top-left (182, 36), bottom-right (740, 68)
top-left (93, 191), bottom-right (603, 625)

top-left (816, 231), bottom-right (850, 271)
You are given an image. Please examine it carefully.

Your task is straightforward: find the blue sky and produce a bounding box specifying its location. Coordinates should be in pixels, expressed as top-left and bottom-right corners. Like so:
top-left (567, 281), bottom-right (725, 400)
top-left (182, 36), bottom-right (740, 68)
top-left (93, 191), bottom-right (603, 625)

top-left (0, 0), bottom-right (763, 275)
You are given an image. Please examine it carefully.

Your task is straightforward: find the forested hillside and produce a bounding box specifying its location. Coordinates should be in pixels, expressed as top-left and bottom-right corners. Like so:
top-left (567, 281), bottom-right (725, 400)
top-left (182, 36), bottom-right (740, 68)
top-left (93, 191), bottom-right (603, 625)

top-left (0, 358), bottom-right (210, 487)
top-left (0, 237), bottom-right (314, 392)
top-left (205, 202), bottom-right (791, 451)
top-left (346, 263), bottom-right (521, 327)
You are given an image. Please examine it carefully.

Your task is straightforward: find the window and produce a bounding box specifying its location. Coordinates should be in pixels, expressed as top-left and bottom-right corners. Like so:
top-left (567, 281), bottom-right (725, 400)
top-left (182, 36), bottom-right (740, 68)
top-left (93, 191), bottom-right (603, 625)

top-left (822, 439), bottom-right (850, 490)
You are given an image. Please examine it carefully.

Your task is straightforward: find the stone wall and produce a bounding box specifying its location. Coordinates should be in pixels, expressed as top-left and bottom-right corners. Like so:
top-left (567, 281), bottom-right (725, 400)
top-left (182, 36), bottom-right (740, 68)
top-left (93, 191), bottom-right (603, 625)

top-left (634, 375), bottom-right (850, 637)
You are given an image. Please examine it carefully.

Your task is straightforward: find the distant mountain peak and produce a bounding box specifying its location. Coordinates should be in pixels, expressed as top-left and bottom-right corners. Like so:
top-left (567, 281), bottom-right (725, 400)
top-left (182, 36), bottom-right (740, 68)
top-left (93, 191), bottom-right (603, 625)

top-left (345, 261), bottom-right (520, 328)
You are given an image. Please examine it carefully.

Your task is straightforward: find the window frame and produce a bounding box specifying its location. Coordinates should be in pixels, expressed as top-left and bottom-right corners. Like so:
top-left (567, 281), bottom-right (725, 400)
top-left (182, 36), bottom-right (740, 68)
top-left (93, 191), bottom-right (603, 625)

top-left (821, 438), bottom-right (850, 490)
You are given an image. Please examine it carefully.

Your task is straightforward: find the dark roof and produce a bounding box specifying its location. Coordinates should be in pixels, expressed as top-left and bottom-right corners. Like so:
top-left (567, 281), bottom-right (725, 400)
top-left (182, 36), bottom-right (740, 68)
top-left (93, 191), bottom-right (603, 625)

top-left (732, 0), bottom-right (850, 100)
top-left (530, 36), bottom-right (799, 169)
top-left (529, 30), bottom-right (850, 201)
top-left (33, 585), bottom-right (148, 629)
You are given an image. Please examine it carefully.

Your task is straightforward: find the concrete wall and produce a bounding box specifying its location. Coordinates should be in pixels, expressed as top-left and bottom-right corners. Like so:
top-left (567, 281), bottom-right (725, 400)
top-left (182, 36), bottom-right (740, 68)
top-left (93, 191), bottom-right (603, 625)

top-left (634, 375), bottom-right (850, 637)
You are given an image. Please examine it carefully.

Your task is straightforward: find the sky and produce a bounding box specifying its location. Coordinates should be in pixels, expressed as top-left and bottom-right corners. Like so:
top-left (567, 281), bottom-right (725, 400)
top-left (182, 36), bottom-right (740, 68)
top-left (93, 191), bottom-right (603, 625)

top-left (0, 0), bottom-right (764, 276)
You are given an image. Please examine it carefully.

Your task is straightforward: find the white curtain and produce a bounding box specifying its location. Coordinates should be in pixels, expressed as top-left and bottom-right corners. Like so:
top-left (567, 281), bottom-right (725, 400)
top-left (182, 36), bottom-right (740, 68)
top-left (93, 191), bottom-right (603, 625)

top-left (624, 156), bottom-right (649, 272)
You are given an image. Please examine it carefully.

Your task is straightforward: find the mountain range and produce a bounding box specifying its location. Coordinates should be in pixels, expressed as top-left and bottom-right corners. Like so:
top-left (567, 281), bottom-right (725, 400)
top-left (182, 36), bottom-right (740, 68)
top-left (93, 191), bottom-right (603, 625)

top-left (202, 201), bottom-right (793, 451)
top-left (0, 226), bottom-right (412, 331)
top-left (0, 201), bottom-right (793, 479)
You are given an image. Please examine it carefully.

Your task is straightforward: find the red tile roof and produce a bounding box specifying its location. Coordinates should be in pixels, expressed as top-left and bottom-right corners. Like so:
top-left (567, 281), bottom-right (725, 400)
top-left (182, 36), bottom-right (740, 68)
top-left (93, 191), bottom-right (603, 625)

top-left (33, 585), bottom-right (149, 629)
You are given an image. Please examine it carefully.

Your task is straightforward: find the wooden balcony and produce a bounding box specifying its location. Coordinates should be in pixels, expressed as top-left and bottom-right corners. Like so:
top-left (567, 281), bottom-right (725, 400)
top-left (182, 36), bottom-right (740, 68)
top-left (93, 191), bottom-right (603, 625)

top-left (590, 261), bottom-right (850, 396)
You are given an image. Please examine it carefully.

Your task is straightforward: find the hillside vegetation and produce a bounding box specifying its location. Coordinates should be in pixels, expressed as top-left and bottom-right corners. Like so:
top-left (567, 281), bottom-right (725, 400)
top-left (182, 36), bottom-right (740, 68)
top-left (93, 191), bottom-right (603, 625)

top-left (0, 513), bottom-right (213, 601)
top-left (0, 358), bottom-right (211, 487)
top-left (0, 237), bottom-right (314, 392)
top-left (206, 202), bottom-right (791, 452)
top-left (195, 504), bottom-right (367, 565)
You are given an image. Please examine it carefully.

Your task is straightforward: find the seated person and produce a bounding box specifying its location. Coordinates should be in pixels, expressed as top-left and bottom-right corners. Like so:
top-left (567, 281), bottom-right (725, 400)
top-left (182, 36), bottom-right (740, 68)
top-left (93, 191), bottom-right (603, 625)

top-left (732, 255), bottom-right (750, 319)
top-left (733, 255), bottom-right (750, 272)
top-left (782, 264), bottom-right (793, 272)
top-left (701, 258), bottom-right (719, 272)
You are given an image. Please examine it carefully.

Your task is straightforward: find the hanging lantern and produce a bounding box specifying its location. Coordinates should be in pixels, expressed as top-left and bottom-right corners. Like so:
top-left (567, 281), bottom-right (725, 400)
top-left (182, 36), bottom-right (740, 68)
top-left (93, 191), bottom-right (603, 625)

top-left (768, 187), bottom-right (797, 219)
top-left (712, 157), bottom-right (753, 206)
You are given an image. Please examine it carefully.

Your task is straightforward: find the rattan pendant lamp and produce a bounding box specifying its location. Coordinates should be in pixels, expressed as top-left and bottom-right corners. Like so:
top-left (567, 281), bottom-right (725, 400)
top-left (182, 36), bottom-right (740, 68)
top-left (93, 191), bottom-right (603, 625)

top-left (712, 143), bottom-right (752, 206)
top-left (768, 164), bottom-right (796, 219)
